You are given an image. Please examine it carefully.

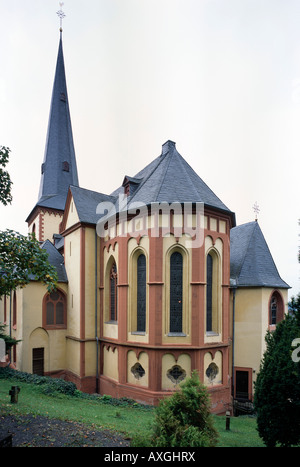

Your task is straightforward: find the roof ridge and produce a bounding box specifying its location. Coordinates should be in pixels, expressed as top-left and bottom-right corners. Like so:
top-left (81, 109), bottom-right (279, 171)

top-left (129, 151), bottom-right (169, 203)
top-left (70, 184), bottom-right (114, 199)
top-left (154, 146), bottom-right (176, 201)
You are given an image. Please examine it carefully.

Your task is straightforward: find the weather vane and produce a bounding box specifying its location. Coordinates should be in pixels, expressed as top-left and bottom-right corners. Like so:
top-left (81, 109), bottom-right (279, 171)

top-left (57, 2), bottom-right (66, 31)
top-left (253, 201), bottom-right (260, 221)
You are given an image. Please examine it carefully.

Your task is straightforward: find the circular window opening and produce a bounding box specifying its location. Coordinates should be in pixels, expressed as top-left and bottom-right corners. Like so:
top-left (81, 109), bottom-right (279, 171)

top-left (167, 365), bottom-right (186, 384)
top-left (131, 362), bottom-right (145, 380)
top-left (206, 362), bottom-right (219, 382)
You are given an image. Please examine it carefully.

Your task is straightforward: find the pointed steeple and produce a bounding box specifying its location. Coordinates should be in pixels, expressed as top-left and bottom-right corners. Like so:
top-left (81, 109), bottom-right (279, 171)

top-left (38, 30), bottom-right (79, 211)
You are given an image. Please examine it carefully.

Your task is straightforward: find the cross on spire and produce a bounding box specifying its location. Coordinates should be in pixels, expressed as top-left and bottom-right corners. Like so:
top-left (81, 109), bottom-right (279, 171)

top-left (56, 2), bottom-right (66, 31)
top-left (253, 201), bottom-right (260, 221)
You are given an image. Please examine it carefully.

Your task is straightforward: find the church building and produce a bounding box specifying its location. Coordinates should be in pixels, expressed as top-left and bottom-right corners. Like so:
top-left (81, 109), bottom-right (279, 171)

top-left (0, 30), bottom-right (290, 413)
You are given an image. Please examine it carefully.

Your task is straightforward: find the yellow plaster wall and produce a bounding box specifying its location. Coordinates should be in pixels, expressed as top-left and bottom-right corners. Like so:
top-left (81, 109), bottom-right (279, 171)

top-left (161, 353), bottom-right (191, 390)
top-left (0, 297), bottom-right (5, 326)
top-left (5, 282), bottom-right (68, 374)
top-left (204, 350), bottom-right (223, 386)
top-left (83, 227), bottom-right (99, 377)
top-left (127, 350), bottom-right (149, 387)
top-left (234, 288), bottom-right (263, 373)
top-left (42, 211), bottom-right (63, 242)
top-left (64, 228), bottom-right (81, 339)
top-left (84, 227), bottom-right (97, 339)
top-left (28, 213), bottom-right (41, 239)
top-left (234, 287), bottom-right (289, 394)
top-left (103, 346), bottom-right (118, 381)
top-left (65, 198), bottom-right (80, 231)
top-left (66, 338), bottom-right (80, 376)
top-left (64, 228), bottom-right (81, 376)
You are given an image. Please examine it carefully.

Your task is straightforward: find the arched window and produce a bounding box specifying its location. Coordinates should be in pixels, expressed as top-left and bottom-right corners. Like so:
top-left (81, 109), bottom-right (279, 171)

top-left (136, 254), bottom-right (146, 332)
top-left (206, 253), bottom-right (213, 332)
top-left (43, 289), bottom-right (67, 329)
top-left (206, 250), bottom-right (220, 334)
top-left (170, 251), bottom-right (183, 333)
top-left (269, 291), bottom-right (284, 325)
top-left (12, 291), bottom-right (17, 327)
top-left (4, 295), bottom-right (7, 323)
top-left (110, 263), bottom-right (118, 321)
top-left (270, 295), bottom-right (277, 325)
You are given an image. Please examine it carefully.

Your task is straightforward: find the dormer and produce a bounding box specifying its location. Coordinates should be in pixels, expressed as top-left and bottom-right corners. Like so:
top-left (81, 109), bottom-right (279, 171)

top-left (122, 176), bottom-right (142, 197)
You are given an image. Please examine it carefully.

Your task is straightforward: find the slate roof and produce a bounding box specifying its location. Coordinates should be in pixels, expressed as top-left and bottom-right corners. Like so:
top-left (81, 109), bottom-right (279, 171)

top-left (69, 185), bottom-right (116, 225)
top-left (230, 221), bottom-right (290, 289)
top-left (29, 240), bottom-right (68, 283)
top-left (111, 141), bottom-right (236, 224)
top-left (28, 32), bottom-right (79, 220)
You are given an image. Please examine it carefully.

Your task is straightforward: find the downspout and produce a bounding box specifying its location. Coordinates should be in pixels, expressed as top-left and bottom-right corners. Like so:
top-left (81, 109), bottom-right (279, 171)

top-left (95, 229), bottom-right (99, 393)
top-left (231, 285), bottom-right (237, 402)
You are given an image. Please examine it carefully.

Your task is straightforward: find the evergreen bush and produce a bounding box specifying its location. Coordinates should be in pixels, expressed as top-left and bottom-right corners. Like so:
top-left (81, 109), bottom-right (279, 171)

top-left (133, 371), bottom-right (218, 447)
top-left (254, 306), bottom-right (300, 447)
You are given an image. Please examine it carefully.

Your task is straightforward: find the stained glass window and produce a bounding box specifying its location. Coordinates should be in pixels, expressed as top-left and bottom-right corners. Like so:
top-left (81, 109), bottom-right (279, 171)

top-left (170, 252), bottom-right (183, 333)
top-left (110, 263), bottom-right (118, 321)
top-left (137, 254), bottom-right (146, 332)
top-left (206, 253), bottom-right (213, 332)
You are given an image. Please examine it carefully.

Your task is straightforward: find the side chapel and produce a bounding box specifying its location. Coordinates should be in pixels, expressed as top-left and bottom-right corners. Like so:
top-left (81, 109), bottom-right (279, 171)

top-left (0, 30), bottom-right (290, 413)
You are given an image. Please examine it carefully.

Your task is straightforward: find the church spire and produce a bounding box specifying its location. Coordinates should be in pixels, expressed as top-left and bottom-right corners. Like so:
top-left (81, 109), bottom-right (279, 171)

top-left (38, 27), bottom-right (79, 211)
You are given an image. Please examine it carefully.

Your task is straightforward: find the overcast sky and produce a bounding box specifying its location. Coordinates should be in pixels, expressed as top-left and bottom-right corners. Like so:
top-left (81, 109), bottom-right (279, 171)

top-left (0, 0), bottom-right (299, 297)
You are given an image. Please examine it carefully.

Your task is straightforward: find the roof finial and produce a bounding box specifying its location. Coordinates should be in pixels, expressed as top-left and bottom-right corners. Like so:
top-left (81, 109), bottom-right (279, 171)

top-left (253, 201), bottom-right (260, 221)
top-left (57, 2), bottom-right (66, 32)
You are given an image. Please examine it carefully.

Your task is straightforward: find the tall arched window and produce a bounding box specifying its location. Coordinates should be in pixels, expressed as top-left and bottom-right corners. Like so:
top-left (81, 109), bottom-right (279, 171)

top-left (136, 254), bottom-right (146, 332)
top-left (170, 251), bottom-right (183, 333)
top-left (43, 289), bottom-right (67, 329)
top-left (110, 263), bottom-right (118, 321)
top-left (206, 250), bottom-right (220, 334)
top-left (206, 253), bottom-right (213, 332)
top-left (4, 295), bottom-right (7, 323)
top-left (12, 291), bottom-right (17, 327)
top-left (270, 295), bottom-right (277, 325)
top-left (269, 291), bottom-right (284, 325)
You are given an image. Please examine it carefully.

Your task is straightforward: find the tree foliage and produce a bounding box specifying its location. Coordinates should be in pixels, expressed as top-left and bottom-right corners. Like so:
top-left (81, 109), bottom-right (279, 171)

top-left (0, 323), bottom-right (20, 351)
top-left (254, 299), bottom-right (300, 447)
top-left (149, 371), bottom-right (218, 447)
top-left (0, 146), bottom-right (13, 206)
top-left (0, 229), bottom-right (57, 297)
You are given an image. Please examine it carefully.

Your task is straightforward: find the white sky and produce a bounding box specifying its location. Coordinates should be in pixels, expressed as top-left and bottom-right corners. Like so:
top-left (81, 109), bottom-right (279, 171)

top-left (0, 0), bottom-right (299, 298)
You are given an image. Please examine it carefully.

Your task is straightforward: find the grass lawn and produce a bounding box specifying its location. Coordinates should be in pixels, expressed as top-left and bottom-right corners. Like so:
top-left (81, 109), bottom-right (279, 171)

top-left (0, 377), bottom-right (264, 447)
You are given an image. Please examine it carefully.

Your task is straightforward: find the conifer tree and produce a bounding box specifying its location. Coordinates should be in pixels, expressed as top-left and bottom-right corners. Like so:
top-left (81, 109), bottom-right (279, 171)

top-left (150, 371), bottom-right (219, 447)
top-left (254, 300), bottom-right (300, 447)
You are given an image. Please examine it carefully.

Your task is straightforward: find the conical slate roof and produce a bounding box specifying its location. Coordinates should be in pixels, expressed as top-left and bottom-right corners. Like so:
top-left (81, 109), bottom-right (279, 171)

top-left (111, 141), bottom-right (235, 222)
top-left (230, 221), bottom-right (290, 288)
top-left (37, 32), bottom-right (79, 211)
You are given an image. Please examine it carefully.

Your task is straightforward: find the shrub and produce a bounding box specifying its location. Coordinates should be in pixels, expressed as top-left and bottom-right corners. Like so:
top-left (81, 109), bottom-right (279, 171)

top-left (0, 367), bottom-right (77, 396)
top-left (133, 371), bottom-right (218, 447)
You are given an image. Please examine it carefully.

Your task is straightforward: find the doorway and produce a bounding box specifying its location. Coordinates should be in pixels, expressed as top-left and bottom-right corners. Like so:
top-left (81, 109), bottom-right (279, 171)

top-left (235, 368), bottom-right (252, 401)
top-left (32, 348), bottom-right (44, 376)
